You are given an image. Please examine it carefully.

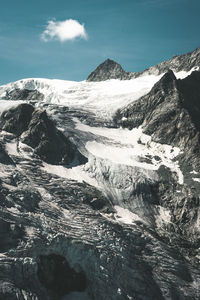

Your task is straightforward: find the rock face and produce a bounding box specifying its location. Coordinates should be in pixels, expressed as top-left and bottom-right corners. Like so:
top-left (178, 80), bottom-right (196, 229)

top-left (21, 109), bottom-right (87, 165)
top-left (37, 254), bottom-right (87, 299)
top-left (114, 70), bottom-right (200, 167)
top-left (87, 59), bottom-right (132, 81)
top-left (0, 103), bottom-right (34, 135)
top-left (6, 89), bottom-right (44, 101)
top-left (0, 103), bottom-right (87, 165)
top-left (136, 46), bottom-right (200, 77)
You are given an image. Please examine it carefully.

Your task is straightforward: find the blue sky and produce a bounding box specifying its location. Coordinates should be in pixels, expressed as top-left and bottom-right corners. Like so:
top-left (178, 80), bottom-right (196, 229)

top-left (0, 0), bottom-right (199, 84)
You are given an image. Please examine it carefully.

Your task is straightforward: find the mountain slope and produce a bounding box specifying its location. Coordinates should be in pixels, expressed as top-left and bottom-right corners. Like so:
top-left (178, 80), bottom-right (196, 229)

top-left (114, 70), bottom-right (200, 168)
top-left (0, 46), bottom-right (200, 300)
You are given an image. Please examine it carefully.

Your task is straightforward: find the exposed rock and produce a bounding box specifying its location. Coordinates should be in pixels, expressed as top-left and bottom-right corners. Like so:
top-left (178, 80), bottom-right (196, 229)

top-left (136, 46), bottom-right (200, 77)
top-left (37, 254), bottom-right (87, 299)
top-left (21, 109), bottom-right (87, 165)
top-left (0, 103), bottom-right (87, 166)
top-left (115, 70), bottom-right (200, 167)
top-left (0, 218), bottom-right (25, 252)
top-left (0, 143), bottom-right (14, 165)
top-left (87, 59), bottom-right (132, 81)
top-left (0, 103), bottom-right (34, 135)
top-left (0, 47), bottom-right (200, 300)
top-left (6, 88), bottom-right (44, 101)
top-left (87, 46), bottom-right (200, 82)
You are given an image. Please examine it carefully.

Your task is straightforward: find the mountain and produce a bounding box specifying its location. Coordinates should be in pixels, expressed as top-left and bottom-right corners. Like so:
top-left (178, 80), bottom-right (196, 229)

top-left (87, 46), bottom-right (200, 81)
top-left (137, 46), bottom-right (200, 76)
top-left (87, 58), bottom-right (133, 81)
top-left (0, 46), bottom-right (200, 300)
top-left (114, 69), bottom-right (200, 167)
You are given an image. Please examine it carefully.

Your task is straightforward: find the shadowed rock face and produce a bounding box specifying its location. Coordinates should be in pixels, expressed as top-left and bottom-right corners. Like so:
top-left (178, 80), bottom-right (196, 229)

top-left (0, 218), bottom-right (25, 252)
top-left (114, 70), bottom-right (200, 166)
top-left (0, 144), bottom-right (14, 165)
top-left (0, 103), bottom-right (34, 135)
top-left (0, 103), bottom-right (87, 165)
top-left (21, 109), bottom-right (87, 165)
top-left (6, 89), bottom-right (44, 101)
top-left (37, 254), bottom-right (87, 299)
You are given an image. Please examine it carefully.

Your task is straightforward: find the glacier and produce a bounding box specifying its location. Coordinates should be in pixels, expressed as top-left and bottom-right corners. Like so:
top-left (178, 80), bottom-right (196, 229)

top-left (0, 49), bottom-right (200, 300)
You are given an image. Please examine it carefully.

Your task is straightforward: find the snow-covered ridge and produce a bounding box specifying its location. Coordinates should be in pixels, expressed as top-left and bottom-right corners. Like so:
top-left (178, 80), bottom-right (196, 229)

top-left (0, 67), bottom-right (197, 120)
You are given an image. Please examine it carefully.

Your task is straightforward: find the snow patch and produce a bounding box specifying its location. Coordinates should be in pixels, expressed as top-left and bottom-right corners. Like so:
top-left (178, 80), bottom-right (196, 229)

top-left (156, 206), bottom-right (171, 228)
top-left (175, 66), bottom-right (199, 79)
top-left (114, 205), bottom-right (144, 225)
top-left (0, 100), bottom-right (23, 115)
top-left (193, 178), bottom-right (200, 183)
top-left (42, 162), bottom-right (99, 188)
top-left (5, 141), bottom-right (19, 156)
top-left (190, 170), bottom-right (198, 175)
top-left (76, 120), bottom-right (183, 184)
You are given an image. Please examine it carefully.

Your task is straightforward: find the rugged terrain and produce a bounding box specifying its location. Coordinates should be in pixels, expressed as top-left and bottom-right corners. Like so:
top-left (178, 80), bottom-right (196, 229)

top-left (0, 46), bottom-right (200, 300)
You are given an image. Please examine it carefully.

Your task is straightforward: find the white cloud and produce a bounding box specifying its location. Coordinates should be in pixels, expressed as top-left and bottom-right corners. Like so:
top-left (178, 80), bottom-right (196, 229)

top-left (41, 19), bottom-right (88, 42)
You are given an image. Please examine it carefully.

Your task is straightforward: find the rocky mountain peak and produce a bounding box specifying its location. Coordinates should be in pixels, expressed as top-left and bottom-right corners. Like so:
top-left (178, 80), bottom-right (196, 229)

top-left (87, 58), bottom-right (131, 81)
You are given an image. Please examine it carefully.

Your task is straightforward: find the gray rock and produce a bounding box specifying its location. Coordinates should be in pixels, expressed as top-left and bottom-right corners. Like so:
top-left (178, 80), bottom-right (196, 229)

top-left (0, 103), bottom-right (34, 136)
top-left (87, 59), bottom-right (133, 81)
top-left (21, 109), bottom-right (87, 165)
top-left (87, 46), bottom-right (200, 81)
top-left (6, 89), bottom-right (44, 101)
top-left (115, 70), bottom-right (200, 167)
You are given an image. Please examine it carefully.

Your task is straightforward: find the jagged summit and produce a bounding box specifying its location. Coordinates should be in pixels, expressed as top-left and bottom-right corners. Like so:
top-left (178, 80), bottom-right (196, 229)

top-left (134, 46), bottom-right (200, 77)
top-left (87, 58), bottom-right (133, 81)
top-left (87, 46), bottom-right (200, 82)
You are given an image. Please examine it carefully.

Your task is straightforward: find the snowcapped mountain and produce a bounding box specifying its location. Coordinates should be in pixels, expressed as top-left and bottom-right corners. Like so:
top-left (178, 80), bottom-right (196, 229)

top-left (0, 46), bottom-right (200, 300)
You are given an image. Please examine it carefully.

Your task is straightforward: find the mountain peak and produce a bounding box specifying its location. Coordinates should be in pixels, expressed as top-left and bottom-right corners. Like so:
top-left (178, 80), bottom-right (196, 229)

top-left (87, 58), bottom-right (131, 81)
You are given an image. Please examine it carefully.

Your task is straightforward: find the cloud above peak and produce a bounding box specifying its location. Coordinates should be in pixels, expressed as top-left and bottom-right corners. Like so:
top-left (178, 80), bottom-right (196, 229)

top-left (41, 19), bottom-right (87, 42)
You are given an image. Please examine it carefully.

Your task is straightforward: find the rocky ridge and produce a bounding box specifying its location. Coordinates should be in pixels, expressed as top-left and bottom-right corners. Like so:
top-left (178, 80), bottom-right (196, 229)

top-left (87, 46), bottom-right (200, 81)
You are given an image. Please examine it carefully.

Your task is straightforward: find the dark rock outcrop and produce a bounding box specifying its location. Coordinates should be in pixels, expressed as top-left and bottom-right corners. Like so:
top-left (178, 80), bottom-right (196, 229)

top-left (21, 109), bottom-right (87, 165)
top-left (6, 89), bottom-right (44, 101)
top-left (87, 59), bottom-right (132, 81)
top-left (37, 254), bottom-right (87, 299)
top-left (0, 218), bottom-right (25, 252)
top-left (0, 144), bottom-right (14, 165)
top-left (0, 103), bottom-right (87, 165)
top-left (0, 103), bottom-right (34, 136)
